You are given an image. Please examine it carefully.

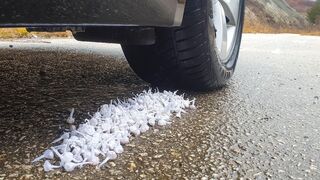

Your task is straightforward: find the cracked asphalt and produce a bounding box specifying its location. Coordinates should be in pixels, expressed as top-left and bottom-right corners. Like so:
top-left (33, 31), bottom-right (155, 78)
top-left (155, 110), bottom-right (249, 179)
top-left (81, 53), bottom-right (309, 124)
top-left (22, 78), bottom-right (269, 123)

top-left (0, 34), bottom-right (320, 179)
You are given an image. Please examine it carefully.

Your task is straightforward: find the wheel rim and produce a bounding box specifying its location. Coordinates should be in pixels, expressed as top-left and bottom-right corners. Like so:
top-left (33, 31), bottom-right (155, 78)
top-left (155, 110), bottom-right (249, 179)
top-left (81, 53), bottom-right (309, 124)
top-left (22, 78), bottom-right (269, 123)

top-left (210, 0), bottom-right (241, 63)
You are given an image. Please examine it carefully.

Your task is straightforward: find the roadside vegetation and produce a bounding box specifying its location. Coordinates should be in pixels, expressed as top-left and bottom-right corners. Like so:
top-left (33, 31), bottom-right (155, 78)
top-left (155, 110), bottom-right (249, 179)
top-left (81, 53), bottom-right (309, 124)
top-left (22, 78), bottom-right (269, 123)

top-left (308, 0), bottom-right (320, 24)
top-left (0, 28), bottom-right (71, 39)
top-left (0, 28), bottom-right (29, 39)
top-left (243, 19), bottom-right (320, 36)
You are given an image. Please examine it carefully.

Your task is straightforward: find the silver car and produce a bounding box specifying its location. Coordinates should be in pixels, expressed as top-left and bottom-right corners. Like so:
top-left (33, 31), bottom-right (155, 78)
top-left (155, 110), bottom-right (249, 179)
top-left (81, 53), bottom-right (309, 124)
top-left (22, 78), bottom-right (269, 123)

top-left (0, 0), bottom-right (245, 91)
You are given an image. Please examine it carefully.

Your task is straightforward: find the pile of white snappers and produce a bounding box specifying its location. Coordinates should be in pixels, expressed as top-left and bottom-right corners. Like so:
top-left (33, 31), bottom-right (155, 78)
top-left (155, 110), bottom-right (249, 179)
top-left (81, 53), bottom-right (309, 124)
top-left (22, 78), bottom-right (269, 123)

top-left (32, 90), bottom-right (195, 172)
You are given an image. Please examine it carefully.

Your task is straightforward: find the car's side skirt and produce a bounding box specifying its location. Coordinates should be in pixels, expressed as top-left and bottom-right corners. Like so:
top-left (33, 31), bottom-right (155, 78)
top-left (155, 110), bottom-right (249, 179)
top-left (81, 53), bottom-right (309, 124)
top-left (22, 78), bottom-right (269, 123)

top-left (0, 0), bottom-right (186, 27)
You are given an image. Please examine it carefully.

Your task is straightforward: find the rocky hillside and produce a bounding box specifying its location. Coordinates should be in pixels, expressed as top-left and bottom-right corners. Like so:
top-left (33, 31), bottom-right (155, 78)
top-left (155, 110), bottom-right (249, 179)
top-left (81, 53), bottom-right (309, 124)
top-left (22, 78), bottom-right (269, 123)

top-left (245, 0), bottom-right (310, 29)
top-left (286, 0), bottom-right (316, 13)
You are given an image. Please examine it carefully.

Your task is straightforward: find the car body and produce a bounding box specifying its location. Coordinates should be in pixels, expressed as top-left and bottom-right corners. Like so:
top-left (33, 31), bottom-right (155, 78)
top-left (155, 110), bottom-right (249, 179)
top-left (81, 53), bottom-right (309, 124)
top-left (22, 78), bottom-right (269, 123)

top-left (0, 0), bottom-right (186, 27)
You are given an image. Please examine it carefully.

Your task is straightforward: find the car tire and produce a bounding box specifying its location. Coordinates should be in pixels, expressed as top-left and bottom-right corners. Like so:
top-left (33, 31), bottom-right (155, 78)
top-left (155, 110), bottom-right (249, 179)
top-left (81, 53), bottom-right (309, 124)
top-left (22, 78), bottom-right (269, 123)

top-left (122, 0), bottom-right (245, 91)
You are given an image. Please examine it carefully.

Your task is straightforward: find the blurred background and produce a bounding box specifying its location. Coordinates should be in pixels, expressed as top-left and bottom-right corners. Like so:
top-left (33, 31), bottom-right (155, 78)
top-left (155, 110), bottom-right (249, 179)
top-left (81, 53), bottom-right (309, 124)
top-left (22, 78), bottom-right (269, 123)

top-left (0, 0), bottom-right (319, 39)
top-left (245, 0), bottom-right (320, 34)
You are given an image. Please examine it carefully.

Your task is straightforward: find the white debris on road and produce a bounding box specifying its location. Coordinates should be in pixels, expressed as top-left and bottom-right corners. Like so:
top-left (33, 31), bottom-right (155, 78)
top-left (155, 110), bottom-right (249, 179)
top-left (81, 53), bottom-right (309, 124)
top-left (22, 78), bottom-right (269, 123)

top-left (32, 90), bottom-right (195, 172)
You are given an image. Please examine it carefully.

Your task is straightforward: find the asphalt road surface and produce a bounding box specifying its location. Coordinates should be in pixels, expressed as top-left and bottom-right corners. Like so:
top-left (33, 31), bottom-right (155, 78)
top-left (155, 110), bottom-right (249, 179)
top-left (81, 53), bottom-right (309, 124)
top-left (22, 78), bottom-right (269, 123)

top-left (0, 34), bottom-right (319, 179)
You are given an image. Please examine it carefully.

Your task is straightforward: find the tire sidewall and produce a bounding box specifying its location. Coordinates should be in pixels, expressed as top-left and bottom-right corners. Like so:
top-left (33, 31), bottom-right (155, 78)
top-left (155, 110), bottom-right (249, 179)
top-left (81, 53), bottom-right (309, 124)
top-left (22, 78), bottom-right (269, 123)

top-left (207, 0), bottom-right (245, 85)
